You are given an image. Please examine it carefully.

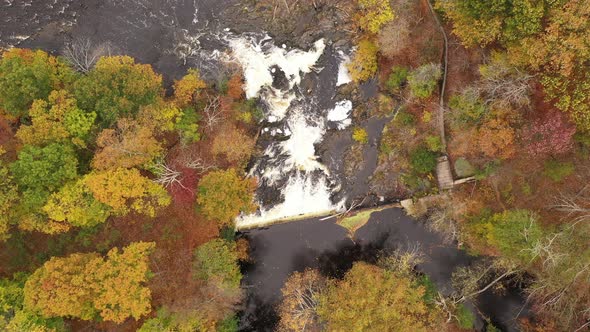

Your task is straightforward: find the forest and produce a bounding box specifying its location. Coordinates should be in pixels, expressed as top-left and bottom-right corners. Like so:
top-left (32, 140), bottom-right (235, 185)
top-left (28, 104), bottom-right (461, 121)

top-left (0, 0), bottom-right (589, 331)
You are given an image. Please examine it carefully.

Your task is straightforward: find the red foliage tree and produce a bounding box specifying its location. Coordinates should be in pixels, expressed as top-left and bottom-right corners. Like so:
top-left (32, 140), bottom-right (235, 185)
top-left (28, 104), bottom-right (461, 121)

top-left (522, 111), bottom-right (576, 157)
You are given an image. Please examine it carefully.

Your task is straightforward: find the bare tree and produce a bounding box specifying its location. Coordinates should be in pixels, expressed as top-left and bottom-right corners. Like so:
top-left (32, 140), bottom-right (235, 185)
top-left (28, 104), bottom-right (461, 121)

top-left (202, 93), bottom-right (224, 130)
top-left (62, 38), bottom-right (113, 73)
top-left (478, 55), bottom-right (534, 108)
top-left (153, 161), bottom-right (186, 189)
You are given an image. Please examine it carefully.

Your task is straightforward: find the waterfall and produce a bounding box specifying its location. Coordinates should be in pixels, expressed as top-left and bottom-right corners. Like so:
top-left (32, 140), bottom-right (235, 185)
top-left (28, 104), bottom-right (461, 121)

top-left (227, 35), bottom-right (350, 228)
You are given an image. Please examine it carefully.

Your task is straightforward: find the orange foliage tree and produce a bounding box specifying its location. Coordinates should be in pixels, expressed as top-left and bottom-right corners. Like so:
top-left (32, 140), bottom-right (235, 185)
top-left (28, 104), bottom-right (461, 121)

top-left (92, 118), bottom-right (163, 170)
top-left (477, 115), bottom-right (516, 159)
top-left (211, 125), bottom-right (256, 165)
top-left (23, 242), bottom-right (155, 323)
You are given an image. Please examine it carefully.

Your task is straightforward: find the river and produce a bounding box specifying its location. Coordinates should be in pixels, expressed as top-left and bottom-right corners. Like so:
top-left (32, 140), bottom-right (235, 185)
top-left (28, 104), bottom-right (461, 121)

top-left (1, 1), bottom-right (528, 331)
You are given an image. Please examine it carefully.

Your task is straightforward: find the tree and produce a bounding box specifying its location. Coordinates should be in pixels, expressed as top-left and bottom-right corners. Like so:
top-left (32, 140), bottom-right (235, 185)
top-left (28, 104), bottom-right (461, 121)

top-left (477, 114), bottom-right (516, 159)
top-left (409, 146), bottom-right (437, 174)
top-left (355, 0), bottom-right (395, 34)
top-left (16, 90), bottom-right (96, 148)
top-left (193, 239), bottom-right (242, 294)
top-left (347, 39), bottom-right (379, 83)
top-left (226, 73), bottom-right (244, 100)
top-left (173, 69), bottom-right (207, 108)
top-left (23, 242), bottom-right (155, 323)
top-left (138, 307), bottom-right (215, 332)
top-left (212, 125), bottom-right (256, 164)
top-left (197, 169), bottom-right (257, 225)
top-left (316, 262), bottom-right (440, 331)
top-left (277, 269), bottom-right (326, 332)
top-left (0, 149), bottom-right (17, 241)
top-left (175, 107), bottom-right (201, 144)
top-left (378, 17), bottom-right (410, 59)
top-left (43, 179), bottom-right (111, 230)
top-left (522, 111), bottom-right (576, 158)
top-left (0, 48), bottom-right (75, 118)
top-left (352, 127), bottom-right (369, 144)
top-left (468, 209), bottom-right (543, 264)
top-left (408, 63), bottom-right (442, 99)
top-left (84, 168), bottom-right (170, 217)
top-left (435, 0), bottom-right (545, 47)
top-left (92, 118), bottom-right (163, 170)
top-left (74, 56), bottom-right (163, 127)
top-left (10, 143), bottom-right (78, 212)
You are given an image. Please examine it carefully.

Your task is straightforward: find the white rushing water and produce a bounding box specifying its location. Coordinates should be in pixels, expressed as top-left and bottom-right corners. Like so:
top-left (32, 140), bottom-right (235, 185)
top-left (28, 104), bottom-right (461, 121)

top-left (228, 35), bottom-right (347, 228)
top-left (327, 100), bottom-right (353, 130)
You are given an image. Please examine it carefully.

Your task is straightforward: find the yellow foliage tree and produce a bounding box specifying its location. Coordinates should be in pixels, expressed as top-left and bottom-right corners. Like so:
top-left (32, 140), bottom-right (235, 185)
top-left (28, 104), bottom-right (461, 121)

top-left (347, 39), bottom-right (379, 82)
top-left (92, 118), bottom-right (163, 170)
top-left (355, 0), bottom-right (395, 34)
top-left (16, 90), bottom-right (95, 148)
top-left (85, 168), bottom-right (170, 217)
top-left (317, 262), bottom-right (440, 331)
top-left (173, 69), bottom-right (207, 108)
top-left (23, 242), bottom-right (155, 323)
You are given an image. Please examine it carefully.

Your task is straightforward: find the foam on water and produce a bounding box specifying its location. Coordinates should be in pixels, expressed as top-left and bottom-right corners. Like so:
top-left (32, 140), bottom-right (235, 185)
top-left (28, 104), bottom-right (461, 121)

top-left (228, 35), bottom-right (344, 228)
top-left (336, 50), bottom-right (352, 86)
top-left (327, 100), bottom-right (352, 130)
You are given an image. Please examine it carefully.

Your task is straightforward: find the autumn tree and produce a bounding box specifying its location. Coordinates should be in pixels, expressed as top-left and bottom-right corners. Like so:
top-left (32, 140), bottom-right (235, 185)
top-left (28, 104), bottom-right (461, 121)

top-left (43, 179), bottom-right (111, 230)
top-left (84, 168), bottom-right (170, 217)
top-left (10, 143), bottom-right (78, 213)
top-left (23, 242), bottom-right (155, 323)
top-left (197, 169), bottom-right (257, 226)
top-left (436, 0), bottom-right (545, 47)
top-left (476, 114), bottom-right (516, 159)
top-left (347, 39), bottom-right (378, 82)
top-left (0, 149), bottom-right (18, 241)
top-left (0, 273), bottom-right (65, 332)
top-left (193, 239), bottom-right (242, 294)
top-left (74, 56), bottom-right (163, 127)
top-left (16, 90), bottom-right (96, 148)
top-left (355, 0), bottom-right (395, 34)
top-left (408, 63), bottom-right (442, 99)
top-left (173, 68), bottom-right (207, 108)
top-left (316, 262), bottom-right (440, 331)
top-left (212, 125), bottom-right (256, 164)
top-left (92, 118), bottom-right (163, 170)
top-left (0, 48), bottom-right (75, 118)
top-left (277, 269), bottom-right (326, 332)
top-left (226, 73), bottom-right (244, 100)
top-left (522, 111), bottom-right (576, 158)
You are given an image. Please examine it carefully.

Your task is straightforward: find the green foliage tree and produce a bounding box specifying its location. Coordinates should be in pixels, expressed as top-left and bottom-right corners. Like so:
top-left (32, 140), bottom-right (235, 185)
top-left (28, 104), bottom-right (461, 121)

top-left (469, 209), bottom-right (543, 264)
top-left (347, 39), bottom-right (379, 82)
top-left (74, 56), bottom-right (163, 127)
top-left (408, 64), bottom-right (442, 99)
top-left (0, 48), bottom-right (75, 118)
top-left (449, 88), bottom-right (487, 127)
top-left (193, 239), bottom-right (242, 293)
top-left (436, 0), bottom-right (545, 47)
top-left (385, 66), bottom-right (409, 94)
top-left (175, 107), bottom-right (201, 144)
top-left (316, 262), bottom-right (440, 331)
top-left (0, 149), bottom-right (18, 241)
top-left (16, 90), bottom-right (95, 148)
top-left (23, 242), bottom-right (155, 323)
top-left (409, 146), bottom-right (437, 174)
top-left (197, 169), bottom-right (257, 225)
top-left (10, 143), bottom-right (78, 212)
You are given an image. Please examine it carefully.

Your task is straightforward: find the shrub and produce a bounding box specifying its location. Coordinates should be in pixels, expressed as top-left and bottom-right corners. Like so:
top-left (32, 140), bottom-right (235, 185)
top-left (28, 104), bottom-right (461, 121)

top-left (449, 88), bottom-right (486, 127)
top-left (347, 39), bottom-right (379, 82)
top-left (409, 147), bottom-right (437, 174)
top-left (454, 158), bottom-right (475, 177)
top-left (425, 135), bottom-right (444, 152)
top-left (394, 110), bottom-right (415, 126)
top-left (352, 128), bottom-right (369, 144)
top-left (456, 304), bottom-right (475, 329)
top-left (385, 66), bottom-right (409, 94)
top-left (408, 64), bottom-right (442, 99)
top-left (543, 160), bottom-right (574, 182)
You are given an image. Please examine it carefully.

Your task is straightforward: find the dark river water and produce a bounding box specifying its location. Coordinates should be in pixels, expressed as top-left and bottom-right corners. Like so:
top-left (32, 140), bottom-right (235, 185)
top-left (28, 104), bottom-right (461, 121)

top-left (1, 1), bottom-right (528, 331)
top-left (240, 208), bottom-right (529, 331)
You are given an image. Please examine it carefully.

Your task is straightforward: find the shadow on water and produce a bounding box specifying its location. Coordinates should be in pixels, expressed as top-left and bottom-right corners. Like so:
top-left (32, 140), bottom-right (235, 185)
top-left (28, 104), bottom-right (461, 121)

top-left (239, 208), bottom-right (530, 332)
